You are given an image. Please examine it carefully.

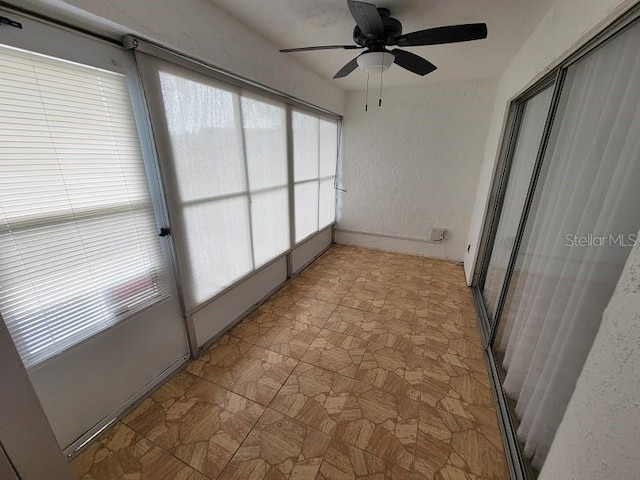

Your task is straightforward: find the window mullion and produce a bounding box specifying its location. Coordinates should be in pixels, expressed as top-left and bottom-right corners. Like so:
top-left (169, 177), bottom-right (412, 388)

top-left (316, 115), bottom-right (321, 232)
top-left (286, 105), bottom-right (296, 254)
top-left (235, 91), bottom-right (256, 270)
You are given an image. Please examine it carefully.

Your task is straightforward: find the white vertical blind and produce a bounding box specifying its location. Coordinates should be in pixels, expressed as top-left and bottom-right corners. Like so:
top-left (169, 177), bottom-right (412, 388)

top-left (139, 57), bottom-right (291, 311)
top-left (293, 110), bottom-right (338, 242)
top-left (0, 44), bottom-right (170, 367)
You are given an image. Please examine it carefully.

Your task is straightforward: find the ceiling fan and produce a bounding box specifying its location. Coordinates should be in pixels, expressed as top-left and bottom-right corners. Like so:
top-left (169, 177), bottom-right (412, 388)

top-left (280, 0), bottom-right (488, 79)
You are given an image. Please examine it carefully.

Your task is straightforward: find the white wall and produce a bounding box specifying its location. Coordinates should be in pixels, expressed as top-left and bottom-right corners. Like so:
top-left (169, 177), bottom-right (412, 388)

top-left (540, 229), bottom-right (640, 479)
top-left (463, 0), bottom-right (638, 284)
top-left (28, 0), bottom-right (346, 114)
top-left (0, 314), bottom-right (74, 479)
top-left (336, 80), bottom-right (496, 262)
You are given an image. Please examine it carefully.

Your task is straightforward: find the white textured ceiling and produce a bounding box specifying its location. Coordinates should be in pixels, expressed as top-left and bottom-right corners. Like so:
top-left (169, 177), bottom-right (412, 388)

top-left (207, 0), bottom-right (555, 90)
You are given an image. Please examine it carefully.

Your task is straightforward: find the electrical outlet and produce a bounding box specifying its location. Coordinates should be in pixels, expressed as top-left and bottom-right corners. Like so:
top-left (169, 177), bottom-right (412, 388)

top-left (430, 227), bottom-right (445, 242)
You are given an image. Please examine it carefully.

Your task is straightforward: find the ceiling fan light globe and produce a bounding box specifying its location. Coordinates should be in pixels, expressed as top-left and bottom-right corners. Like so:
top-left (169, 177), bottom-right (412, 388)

top-left (356, 52), bottom-right (394, 73)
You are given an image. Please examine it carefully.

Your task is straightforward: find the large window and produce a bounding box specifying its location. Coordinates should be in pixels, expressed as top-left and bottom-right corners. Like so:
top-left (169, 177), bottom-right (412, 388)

top-left (0, 45), bottom-right (170, 367)
top-left (137, 53), bottom-right (340, 313)
top-left (293, 110), bottom-right (338, 242)
top-left (140, 58), bottom-right (291, 311)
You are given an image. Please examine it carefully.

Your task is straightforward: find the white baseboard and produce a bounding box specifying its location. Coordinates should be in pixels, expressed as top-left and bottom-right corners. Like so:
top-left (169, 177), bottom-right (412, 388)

top-left (335, 228), bottom-right (462, 263)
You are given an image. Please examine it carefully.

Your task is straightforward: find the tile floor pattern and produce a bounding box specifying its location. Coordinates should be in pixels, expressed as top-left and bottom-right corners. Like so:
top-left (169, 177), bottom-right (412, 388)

top-left (71, 246), bottom-right (509, 480)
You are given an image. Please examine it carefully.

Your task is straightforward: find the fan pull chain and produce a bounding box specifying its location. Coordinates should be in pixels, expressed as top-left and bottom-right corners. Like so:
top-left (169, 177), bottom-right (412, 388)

top-left (378, 63), bottom-right (383, 107)
top-left (365, 73), bottom-right (370, 112)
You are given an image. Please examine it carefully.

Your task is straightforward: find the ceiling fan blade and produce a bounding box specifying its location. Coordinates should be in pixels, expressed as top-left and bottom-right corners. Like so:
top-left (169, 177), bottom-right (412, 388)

top-left (391, 49), bottom-right (437, 76)
top-left (395, 23), bottom-right (488, 47)
top-left (333, 57), bottom-right (360, 79)
top-left (347, 0), bottom-right (384, 38)
top-left (280, 45), bottom-right (364, 53)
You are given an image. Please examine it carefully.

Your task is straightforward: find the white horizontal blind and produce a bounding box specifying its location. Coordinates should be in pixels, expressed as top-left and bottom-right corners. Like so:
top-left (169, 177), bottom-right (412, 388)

top-left (293, 110), bottom-right (338, 242)
top-left (0, 44), bottom-right (170, 367)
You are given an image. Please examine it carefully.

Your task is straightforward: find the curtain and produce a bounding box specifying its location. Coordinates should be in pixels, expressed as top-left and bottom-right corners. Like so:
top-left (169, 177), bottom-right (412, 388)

top-left (495, 22), bottom-right (640, 470)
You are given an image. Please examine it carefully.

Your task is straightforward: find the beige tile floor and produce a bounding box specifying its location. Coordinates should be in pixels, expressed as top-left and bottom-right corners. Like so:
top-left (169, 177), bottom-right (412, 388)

top-left (71, 245), bottom-right (509, 480)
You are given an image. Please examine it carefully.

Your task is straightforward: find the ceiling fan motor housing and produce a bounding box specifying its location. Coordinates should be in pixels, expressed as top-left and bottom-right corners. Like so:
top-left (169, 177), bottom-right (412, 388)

top-left (353, 8), bottom-right (402, 49)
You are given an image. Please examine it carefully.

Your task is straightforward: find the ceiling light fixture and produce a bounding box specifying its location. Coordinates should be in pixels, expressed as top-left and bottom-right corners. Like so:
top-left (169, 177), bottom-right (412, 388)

top-left (356, 51), bottom-right (394, 73)
top-left (358, 52), bottom-right (392, 111)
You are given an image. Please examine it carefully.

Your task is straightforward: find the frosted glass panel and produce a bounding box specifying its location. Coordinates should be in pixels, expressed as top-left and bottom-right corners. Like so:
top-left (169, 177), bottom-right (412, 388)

top-left (293, 110), bottom-right (338, 242)
top-left (295, 181), bottom-right (319, 242)
top-left (182, 198), bottom-right (253, 304)
top-left (251, 188), bottom-right (289, 267)
top-left (242, 94), bottom-right (287, 190)
top-left (155, 67), bottom-right (256, 309)
top-left (319, 178), bottom-right (336, 229)
top-left (141, 54), bottom-right (339, 311)
top-left (293, 111), bottom-right (319, 182)
top-left (159, 71), bottom-right (245, 201)
top-left (242, 93), bottom-right (289, 266)
top-left (319, 118), bottom-right (338, 177)
top-left (143, 60), bottom-right (298, 310)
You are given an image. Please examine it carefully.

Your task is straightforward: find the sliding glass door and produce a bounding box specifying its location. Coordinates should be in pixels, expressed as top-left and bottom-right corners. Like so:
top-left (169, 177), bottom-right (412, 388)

top-left (480, 85), bottom-right (554, 326)
top-left (475, 16), bottom-right (640, 477)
